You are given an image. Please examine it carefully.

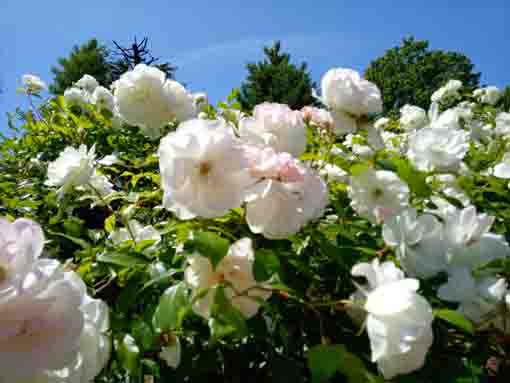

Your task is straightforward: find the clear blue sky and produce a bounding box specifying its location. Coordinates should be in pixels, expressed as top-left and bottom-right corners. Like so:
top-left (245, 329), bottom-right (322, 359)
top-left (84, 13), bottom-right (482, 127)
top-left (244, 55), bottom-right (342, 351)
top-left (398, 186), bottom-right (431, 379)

top-left (1, 0), bottom-right (509, 131)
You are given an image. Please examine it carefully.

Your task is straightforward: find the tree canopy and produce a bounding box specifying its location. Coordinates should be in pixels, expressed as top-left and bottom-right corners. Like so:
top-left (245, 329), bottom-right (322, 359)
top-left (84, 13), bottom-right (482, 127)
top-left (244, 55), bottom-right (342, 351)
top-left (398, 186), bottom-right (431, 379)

top-left (50, 39), bottom-right (111, 94)
top-left (365, 37), bottom-right (481, 112)
top-left (50, 37), bottom-right (175, 94)
top-left (237, 41), bottom-right (317, 111)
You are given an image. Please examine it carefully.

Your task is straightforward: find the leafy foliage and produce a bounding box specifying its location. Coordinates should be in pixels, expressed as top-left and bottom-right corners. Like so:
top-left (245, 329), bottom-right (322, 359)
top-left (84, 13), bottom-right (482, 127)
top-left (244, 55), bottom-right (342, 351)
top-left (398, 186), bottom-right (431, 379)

top-left (3, 63), bottom-right (510, 382)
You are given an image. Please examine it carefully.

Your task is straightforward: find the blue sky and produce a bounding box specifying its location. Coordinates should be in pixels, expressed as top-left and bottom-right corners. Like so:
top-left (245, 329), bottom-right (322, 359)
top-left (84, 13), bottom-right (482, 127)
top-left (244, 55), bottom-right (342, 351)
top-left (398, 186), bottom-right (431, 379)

top-left (1, 0), bottom-right (509, 130)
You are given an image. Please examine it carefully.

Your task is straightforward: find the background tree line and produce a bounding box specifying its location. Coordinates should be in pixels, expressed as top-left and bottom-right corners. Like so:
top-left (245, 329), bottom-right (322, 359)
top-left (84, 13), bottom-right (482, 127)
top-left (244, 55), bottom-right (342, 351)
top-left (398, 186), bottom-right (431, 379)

top-left (50, 35), bottom-right (510, 114)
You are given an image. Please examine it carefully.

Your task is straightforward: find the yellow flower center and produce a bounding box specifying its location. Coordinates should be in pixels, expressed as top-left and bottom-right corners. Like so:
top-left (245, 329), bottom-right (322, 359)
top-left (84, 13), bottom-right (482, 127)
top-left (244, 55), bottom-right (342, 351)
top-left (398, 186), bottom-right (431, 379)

top-left (199, 161), bottom-right (212, 177)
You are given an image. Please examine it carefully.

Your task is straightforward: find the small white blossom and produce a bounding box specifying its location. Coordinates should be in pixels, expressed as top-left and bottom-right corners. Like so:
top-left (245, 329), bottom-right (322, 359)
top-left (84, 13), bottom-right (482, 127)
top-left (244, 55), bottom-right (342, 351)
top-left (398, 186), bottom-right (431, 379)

top-left (22, 74), bottom-right (47, 94)
top-left (184, 238), bottom-right (271, 318)
top-left (46, 145), bottom-right (96, 196)
top-left (159, 336), bottom-right (181, 369)
top-left (407, 127), bottom-right (469, 172)
top-left (348, 169), bottom-right (409, 224)
top-left (431, 80), bottom-right (462, 103)
top-left (495, 112), bottom-right (510, 136)
top-left (91, 86), bottom-right (115, 112)
top-left (473, 86), bottom-right (500, 105)
top-left (439, 268), bottom-right (508, 328)
top-left (399, 105), bottom-right (428, 131)
top-left (383, 208), bottom-right (447, 278)
top-left (109, 220), bottom-right (161, 252)
top-left (374, 117), bottom-right (390, 130)
top-left (493, 153), bottom-right (510, 179)
top-left (75, 74), bottom-right (99, 93)
top-left (64, 87), bottom-right (90, 105)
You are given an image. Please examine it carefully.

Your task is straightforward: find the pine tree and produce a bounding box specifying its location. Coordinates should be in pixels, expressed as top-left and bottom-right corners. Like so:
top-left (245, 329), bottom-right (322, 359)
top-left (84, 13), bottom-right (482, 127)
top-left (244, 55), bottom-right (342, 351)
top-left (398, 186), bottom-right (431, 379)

top-left (109, 37), bottom-right (176, 81)
top-left (237, 41), bottom-right (317, 111)
top-left (50, 39), bottom-right (111, 94)
top-left (365, 37), bottom-right (481, 112)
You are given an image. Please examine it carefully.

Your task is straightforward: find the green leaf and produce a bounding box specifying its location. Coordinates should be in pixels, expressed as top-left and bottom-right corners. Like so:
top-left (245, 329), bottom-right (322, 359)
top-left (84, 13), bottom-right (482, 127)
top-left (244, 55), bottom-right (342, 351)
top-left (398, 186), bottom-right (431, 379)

top-left (97, 252), bottom-right (149, 267)
top-left (116, 334), bottom-right (140, 374)
top-left (434, 309), bottom-right (475, 334)
top-left (185, 232), bottom-right (230, 269)
top-left (152, 282), bottom-right (189, 332)
top-left (349, 163), bottom-right (371, 176)
top-left (253, 249), bottom-right (280, 281)
top-left (308, 344), bottom-right (371, 383)
top-left (208, 285), bottom-right (248, 340)
top-left (48, 230), bottom-right (90, 249)
top-left (104, 214), bottom-right (116, 233)
top-left (132, 320), bottom-right (156, 351)
top-left (394, 158), bottom-right (431, 198)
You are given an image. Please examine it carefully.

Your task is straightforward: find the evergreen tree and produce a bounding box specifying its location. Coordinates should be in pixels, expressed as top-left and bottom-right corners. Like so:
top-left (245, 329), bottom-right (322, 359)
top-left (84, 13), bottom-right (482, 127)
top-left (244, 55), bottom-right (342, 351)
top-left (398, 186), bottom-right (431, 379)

top-left (365, 37), bottom-right (481, 112)
top-left (237, 41), bottom-right (317, 110)
top-left (50, 39), bottom-right (111, 94)
top-left (109, 37), bottom-right (176, 81)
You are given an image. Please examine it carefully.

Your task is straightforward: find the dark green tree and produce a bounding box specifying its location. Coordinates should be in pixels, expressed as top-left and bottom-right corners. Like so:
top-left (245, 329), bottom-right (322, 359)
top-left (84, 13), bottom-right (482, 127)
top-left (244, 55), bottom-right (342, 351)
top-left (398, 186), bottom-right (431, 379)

top-left (237, 41), bottom-right (317, 110)
top-left (50, 39), bottom-right (111, 94)
top-left (365, 37), bottom-right (481, 112)
top-left (109, 37), bottom-right (176, 81)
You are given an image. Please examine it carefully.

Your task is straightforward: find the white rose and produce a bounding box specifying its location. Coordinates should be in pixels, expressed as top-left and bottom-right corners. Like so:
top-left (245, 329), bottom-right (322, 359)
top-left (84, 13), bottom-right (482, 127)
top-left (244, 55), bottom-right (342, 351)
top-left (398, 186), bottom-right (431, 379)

top-left (317, 161), bottom-right (349, 183)
top-left (474, 86), bottom-right (500, 105)
top-left (365, 278), bottom-right (434, 379)
top-left (76, 170), bottom-right (114, 199)
top-left (399, 105), bottom-right (427, 131)
top-left (426, 173), bottom-right (470, 206)
top-left (109, 220), bottom-right (161, 252)
top-left (439, 268), bottom-right (508, 329)
top-left (383, 208), bottom-right (447, 278)
top-left (321, 68), bottom-right (382, 116)
top-left (46, 145), bottom-right (96, 196)
top-left (239, 103), bottom-right (306, 157)
top-left (245, 149), bottom-right (328, 239)
top-left (495, 112), bottom-right (510, 136)
top-left (330, 109), bottom-right (358, 136)
top-left (407, 127), bottom-right (469, 172)
top-left (43, 272), bottom-right (111, 383)
top-left (22, 74), bottom-right (47, 94)
top-left (91, 86), bottom-right (114, 112)
top-left (374, 117), bottom-right (390, 130)
top-left (75, 74), bottom-right (99, 93)
top-left (348, 169), bottom-right (409, 224)
top-left (184, 238), bottom-right (271, 318)
top-left (64, 87), bottom-right (90, 106)
top-left (158, 119), bottom-right (254, 219)
top-left (114, 64), bottom-right (196, 138)
top-left (494, 153), bottom-right (510, 179)
top-left (431, 79), bottom-right (462, 103)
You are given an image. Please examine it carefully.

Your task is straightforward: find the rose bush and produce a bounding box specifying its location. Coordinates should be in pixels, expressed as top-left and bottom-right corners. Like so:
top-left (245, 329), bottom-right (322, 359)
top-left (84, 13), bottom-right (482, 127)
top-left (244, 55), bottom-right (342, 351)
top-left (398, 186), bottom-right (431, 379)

top-left (1, 64), bottom-right (510, 382)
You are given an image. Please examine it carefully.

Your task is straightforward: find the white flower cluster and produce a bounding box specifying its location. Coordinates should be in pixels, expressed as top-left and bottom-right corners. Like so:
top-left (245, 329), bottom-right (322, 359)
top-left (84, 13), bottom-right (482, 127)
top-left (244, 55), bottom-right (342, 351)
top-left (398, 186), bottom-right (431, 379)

top-left (383, 203), bottom-right (510, 327)
top-left (158, 106), bottom-right (328, 239)
top-left (64, 74), bottom-right (115, 113)
top-left (0, 218), bottom-right (110, 383)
